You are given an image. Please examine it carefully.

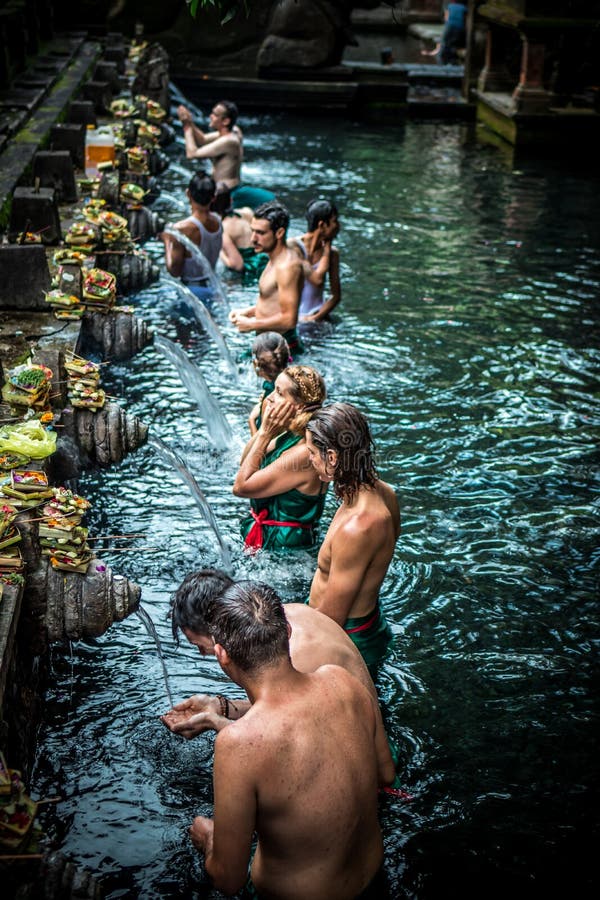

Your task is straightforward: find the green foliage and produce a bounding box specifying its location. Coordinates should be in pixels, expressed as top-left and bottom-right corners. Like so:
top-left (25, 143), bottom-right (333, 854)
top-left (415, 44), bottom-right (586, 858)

top-left (186, 0), bottom-right (249, 25)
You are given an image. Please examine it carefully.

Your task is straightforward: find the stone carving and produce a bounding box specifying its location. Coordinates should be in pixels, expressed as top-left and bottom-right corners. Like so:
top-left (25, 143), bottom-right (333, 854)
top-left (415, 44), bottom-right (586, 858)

top-left (131, 42), bottom-right (170, 114)
top-left (257, 0), bottom-right (381, 71)
top-left (27, 556), bottom-right (141, 642)
top-left (80, 310), bottom-right (153, 361)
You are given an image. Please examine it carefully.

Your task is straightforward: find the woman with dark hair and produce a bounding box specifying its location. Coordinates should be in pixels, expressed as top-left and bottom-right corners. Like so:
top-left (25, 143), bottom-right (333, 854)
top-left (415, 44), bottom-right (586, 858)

top-left (233, 365), bottom-right (328, 551)
top-left (248, 332), bottom-right (290, 434)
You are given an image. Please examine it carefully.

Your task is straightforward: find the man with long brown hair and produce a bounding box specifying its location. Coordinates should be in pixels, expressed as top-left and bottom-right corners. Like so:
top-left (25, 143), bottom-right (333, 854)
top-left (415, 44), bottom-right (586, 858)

top-left (305, 402), bottom-right (400, 674)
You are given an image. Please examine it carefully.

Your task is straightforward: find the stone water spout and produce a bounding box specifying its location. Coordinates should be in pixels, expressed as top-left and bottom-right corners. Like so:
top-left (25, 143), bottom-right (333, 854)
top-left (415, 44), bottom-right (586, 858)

top-left (63, 403), bottom-right (149, 467)
top-left (79, 309), bottom-right (153, 361)
top-left (26, 556), bottom-right (141, 643)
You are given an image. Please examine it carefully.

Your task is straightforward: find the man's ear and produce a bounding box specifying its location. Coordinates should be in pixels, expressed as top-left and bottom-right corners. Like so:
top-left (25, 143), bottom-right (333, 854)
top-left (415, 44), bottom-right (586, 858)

top-left (286, 622), bottom-right (292, 640)
top-left (275, 226), bottom-right (286, 242)
top-left (214, 643), bottom-right (230, 667)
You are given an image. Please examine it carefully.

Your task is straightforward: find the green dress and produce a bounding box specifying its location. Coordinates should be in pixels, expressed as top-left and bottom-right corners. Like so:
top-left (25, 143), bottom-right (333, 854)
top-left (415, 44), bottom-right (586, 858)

top-left (253, 380), bottom-right (274, 431)
top-left (241, 432), bottom-right (327, 551)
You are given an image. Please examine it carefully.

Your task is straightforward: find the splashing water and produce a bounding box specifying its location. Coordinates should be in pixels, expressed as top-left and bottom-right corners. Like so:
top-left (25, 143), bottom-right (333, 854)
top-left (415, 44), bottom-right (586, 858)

top-left (162, 272), bottom-right (238, 378)
top-left (163, 226), bottom-right (227, 311)
top-left (149, 434), bottom-right (232, 570)
top-left (135, 604), bottom-right (174, 708)
top-left (154, 335), bottom-right (235, 451)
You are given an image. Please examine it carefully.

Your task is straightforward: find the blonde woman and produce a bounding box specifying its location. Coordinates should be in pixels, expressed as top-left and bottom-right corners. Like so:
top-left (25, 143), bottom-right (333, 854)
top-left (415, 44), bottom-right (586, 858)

top-left (234, 365), bottom-right (327, 551)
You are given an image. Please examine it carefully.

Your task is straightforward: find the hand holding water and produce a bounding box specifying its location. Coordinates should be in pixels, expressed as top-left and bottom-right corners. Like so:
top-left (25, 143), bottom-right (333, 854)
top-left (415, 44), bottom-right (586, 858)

top-left (161, 694), bottom-right (227, 738)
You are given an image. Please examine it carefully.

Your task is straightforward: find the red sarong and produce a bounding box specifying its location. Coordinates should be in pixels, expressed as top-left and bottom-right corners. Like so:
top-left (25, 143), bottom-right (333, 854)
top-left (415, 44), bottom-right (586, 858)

top-left (243, 507), bottom-right (311, 552)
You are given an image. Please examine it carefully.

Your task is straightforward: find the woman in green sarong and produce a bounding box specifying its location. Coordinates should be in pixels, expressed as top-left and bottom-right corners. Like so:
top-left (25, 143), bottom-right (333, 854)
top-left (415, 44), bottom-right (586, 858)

top-left (234, 365), bottom-right (328, 551)
top-left (248, 332), bottom-right (290, 435)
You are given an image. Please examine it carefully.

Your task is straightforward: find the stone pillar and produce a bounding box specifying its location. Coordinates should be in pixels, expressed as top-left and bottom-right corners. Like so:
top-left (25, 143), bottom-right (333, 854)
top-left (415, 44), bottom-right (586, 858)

top-left (477, 27), bottom-right (517, 94)
top-left (512, 34), bottom-right (552, 113)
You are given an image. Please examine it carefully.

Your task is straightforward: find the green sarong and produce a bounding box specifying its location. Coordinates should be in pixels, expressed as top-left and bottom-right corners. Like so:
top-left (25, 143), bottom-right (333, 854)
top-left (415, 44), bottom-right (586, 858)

top-left (282, 327), bottom-right (304, 356)
top-left (240, 246), bottom-right (268, 280)
top-left (344, 603), bottom-right (392, 677)
top-left (241, 432), bottom-right (326, 551)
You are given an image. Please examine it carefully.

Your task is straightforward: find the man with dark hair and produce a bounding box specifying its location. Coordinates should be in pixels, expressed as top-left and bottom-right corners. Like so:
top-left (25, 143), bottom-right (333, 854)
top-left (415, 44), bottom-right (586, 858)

top-left (290, 198), bottom-right (342, 322)
top-left (186, 581), bottom-right (395, 898)
top-left (305, 402), bottom-right (401, 674)
top-left (177, 100), bottom-right (274, 208)
top-left (162, 573), bottom-right (386, 738)
top-left (228, 201), bottom-right (305, 354)
top-left (159, 170), bottom-right (222, 300)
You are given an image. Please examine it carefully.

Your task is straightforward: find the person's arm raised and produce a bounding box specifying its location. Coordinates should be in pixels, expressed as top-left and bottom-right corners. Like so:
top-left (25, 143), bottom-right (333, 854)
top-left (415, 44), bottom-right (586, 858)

top-left (161, 225), bottom-right (186, 278)
top-left (190, 727), bottom-right (257, 895)
top-left (220, 231), bottom-right (244, 271)
top-left (233, 400), bottom-right (313, 498)
top-left (303, 247), bottom-right (341, 321)
top-left (183, 129), bottom-right (228, 160)
top-left (312, 517), bottom-right (375, 625)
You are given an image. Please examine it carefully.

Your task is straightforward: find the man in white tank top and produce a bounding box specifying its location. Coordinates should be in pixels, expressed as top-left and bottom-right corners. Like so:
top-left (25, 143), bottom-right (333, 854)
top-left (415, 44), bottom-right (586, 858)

top-left (160, 170), bottom-right (223, 301)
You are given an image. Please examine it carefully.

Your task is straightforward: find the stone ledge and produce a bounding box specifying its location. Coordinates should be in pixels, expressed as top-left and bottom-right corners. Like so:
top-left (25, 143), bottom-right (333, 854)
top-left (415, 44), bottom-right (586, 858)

top-left (0, 38), bottom-right (102, 230)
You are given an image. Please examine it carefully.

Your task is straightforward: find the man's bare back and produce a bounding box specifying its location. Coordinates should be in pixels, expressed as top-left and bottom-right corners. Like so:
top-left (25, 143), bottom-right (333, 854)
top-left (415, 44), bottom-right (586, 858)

top-left (214, 665), bottom-right (389, 899)
top-left (309, 479), bottom-right (400, 623)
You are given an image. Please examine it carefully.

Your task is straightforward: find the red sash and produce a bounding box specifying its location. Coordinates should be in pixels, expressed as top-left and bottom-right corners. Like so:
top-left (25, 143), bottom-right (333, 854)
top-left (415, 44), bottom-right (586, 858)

top-left (344, 607), bottom-right (380, 634)
top-left (244, 507), bottom-right (311, 552)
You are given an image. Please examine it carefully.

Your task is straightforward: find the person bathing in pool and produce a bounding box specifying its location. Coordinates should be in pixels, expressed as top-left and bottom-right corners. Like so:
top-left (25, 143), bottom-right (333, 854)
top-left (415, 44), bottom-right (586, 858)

top-left (248, 332), bottom-right (290, 435)
top-left (305, 402), bottom-right (401, 676)
top-left (234, 365), bottom-right (328, 552)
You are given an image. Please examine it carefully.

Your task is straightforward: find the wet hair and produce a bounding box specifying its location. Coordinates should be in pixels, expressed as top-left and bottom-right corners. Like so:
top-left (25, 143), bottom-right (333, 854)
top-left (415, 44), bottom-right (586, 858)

top-left (188, 170), bottom-right (216, 206)
top-left (306, 402), bottom-right (377, 503)
top-left (170, 568), bottom-right (234, 644)
top-left (253, 201), bottom-right (289, 237)
top-left (305, 198), bottom-right (338, 232)
top-left (252, 332), bottom-right (290, 377)
top-left (206, 581), bottom-right (290, 672)
top-left (218, 100), bottom-right (238, 128)
top-left (284, 365), bottom-right (326, 435)
top-left (212, 181), bottom-right (233, 217)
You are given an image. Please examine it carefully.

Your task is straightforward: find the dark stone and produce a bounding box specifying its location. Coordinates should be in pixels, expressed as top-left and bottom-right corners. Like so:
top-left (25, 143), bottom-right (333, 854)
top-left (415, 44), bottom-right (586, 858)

top-left (94, 60), bottom-right (120, 91)
top-left (81, 79), bottom-right (112, 114)
top-left (94, 250), bottom-right (160, 294)
top-left (50, 122), bottom-right (86, 169)
top-left (32, 150), bottom-right (78, 203)
top-left (8, 185), bottom-right (61, 244)
top-left (0, 85), bottom-right (46, 111)
top-left (123, 204), bottom-right (165, 243)
top-left (67, 99), bottom-right (96, 127)
top-left (57, 263), bottom-right (82, 298)
top-left (0, 244), bottom-right (50, 309)
top-left (103, 45), bottom-right (126, 74)
top-left (131, 41), bottom-right (170, 114)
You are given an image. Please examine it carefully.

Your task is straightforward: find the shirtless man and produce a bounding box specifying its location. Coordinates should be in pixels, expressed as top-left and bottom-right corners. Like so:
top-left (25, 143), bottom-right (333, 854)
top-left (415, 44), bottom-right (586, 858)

top-left (305, 402), bottom-right (401, 674)
top-left (289, 198), bottom-right (342, 322)
top-left (186, 581), bottom-right (395, 898)
top-left (159, 170), bottom-right (222, 301)
top-left (177, 100), bottom-right (242, 189)
top-left (228, 201), bottom-right (304, 355)
top-left (161, 569), bottom-right (386, 737)
top-left (178, 101), bottom-right (274, 208)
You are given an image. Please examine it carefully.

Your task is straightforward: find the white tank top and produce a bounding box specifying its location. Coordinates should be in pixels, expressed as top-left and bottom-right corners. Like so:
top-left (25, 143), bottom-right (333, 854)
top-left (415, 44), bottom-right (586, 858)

top-left (180, 214), bottom-right (223, 281)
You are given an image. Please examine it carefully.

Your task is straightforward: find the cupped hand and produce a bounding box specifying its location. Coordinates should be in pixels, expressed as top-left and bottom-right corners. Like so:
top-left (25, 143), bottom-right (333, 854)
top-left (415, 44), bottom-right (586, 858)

top-left (161, 710), bottom-right (218, 739)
